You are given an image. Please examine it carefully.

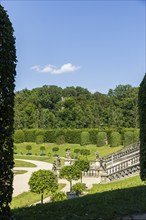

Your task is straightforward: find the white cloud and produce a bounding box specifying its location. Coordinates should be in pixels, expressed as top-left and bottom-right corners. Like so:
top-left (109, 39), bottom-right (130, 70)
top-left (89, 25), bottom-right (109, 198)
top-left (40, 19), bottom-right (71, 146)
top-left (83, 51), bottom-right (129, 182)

top-left (31, 63), bottom-right (80, 74)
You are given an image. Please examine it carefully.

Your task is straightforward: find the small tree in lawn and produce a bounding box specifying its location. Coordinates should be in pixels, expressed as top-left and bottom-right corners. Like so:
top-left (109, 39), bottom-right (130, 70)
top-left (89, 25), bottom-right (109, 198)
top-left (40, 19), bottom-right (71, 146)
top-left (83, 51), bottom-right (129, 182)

top-left (59, 165), bottom-right (81, 191)
top-left (29, 169), bottom-right (58, 203)
top-left (52, 146), bottom-right (59, 154)
top-left (74, 159), bottom-right (90, 183)
top-left (40, 146), bottom-right (46, 155)
top-left (72, 182), bottom-right (86, 195)
top-left (26, 145), bottom-right (32, 155)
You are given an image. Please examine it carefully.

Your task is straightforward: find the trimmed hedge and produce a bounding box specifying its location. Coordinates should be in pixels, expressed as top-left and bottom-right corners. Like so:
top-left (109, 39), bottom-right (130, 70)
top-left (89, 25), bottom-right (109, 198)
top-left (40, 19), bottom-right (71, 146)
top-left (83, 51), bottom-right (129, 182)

top-left (96, 131), bottom-right (107, 147)
top-left (14, 128), bottom-right (140, 147)
top-left (110, 132), bottom-right (122, 147)
top-left (80, 131), bottom-right (90, 146)
top-left (123, 131), bottom-right (134, 147)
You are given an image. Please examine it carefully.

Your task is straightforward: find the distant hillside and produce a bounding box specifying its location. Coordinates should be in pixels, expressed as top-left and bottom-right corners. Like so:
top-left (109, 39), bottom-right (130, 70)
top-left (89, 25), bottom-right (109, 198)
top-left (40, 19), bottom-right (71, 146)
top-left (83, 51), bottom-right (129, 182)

top-left (14, 84), bottom-right (139, 130)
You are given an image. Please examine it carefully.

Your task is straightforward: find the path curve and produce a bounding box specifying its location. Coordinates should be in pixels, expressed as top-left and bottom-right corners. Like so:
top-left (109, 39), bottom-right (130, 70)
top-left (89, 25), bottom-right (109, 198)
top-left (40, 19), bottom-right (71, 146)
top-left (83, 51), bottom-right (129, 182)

top-left (13, 159), bottom-right (100, 198)
top-left (13, 159), bottom-right (53, 197)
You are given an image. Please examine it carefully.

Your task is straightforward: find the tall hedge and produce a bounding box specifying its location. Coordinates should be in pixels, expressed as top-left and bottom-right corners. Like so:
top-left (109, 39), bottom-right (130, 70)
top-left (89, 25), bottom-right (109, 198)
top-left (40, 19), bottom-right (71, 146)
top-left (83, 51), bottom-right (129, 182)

top-left (123, 131), bottom-right (134, 147)
top-left (0, 5), bottom-right (17, 218)
top-left (138, 73), bottom-right (146, 181)
top-left (110, 131), bottom-right (122, 147)
top-left (96, 132), bottom-right (107, 147)
top-left (80, 131), bottom-right (90, 146)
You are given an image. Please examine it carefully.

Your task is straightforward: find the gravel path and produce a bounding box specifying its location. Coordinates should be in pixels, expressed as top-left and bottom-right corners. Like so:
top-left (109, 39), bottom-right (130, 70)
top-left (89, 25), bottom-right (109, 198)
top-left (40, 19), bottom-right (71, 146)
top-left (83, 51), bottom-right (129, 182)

top-left (13, 159), bottom-right (100, 197)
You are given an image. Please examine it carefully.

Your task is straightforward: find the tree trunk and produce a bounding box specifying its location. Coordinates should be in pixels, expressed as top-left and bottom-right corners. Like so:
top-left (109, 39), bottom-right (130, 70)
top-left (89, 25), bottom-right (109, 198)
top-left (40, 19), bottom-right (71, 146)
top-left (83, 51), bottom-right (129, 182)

top-left (70, 180), bottom-right (72, 192)
top-left (41, 194), bottom-right (43, 204)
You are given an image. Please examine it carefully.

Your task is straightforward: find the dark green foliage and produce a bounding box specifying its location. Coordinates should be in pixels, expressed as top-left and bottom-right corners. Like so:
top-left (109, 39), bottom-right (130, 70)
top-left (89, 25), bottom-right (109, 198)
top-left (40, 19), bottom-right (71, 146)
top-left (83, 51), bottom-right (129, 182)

top-left (96, 132), bottom-right (107, 147)
top-left (65, 129), bottom-right (81, 144)
top-left (44, 130), bottom-right (56, 143)
top-left (123, 131), bottom-right (134, 147)
top-left (80, 149), bottom-right (90, 158)
top-left (110, 132), bottom-right (122, 147)
top-left (88, 129), bottom-right (98, 144)
top-left (52, 146), bottom-right (59, 152)
top-left (138, 73), bottom-right (146, 181)
top-left (0, 5), bottom-right (17, 218)
top-left (40, 146), bottom-right (46, 154)
top-left (80, 131), bottom-right (90, 146)
top-left (35, 135), bottom-right (44, 144)
top-left (14, 130), bottom-right (25, 143)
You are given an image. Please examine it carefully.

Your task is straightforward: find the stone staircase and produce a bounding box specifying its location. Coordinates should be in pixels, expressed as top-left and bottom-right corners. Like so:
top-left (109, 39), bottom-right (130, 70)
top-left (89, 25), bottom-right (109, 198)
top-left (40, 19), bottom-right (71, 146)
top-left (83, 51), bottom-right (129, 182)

top-left (101, 142), bottom-right (140, 182)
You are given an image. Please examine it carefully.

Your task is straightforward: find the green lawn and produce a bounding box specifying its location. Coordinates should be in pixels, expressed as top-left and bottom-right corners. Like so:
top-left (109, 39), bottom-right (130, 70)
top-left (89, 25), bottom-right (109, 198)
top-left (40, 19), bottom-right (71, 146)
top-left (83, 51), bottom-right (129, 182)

top-left (14, 142), bottom-right (123, 162)
top-left (14, 170), bottom-right (28, 175)
top-left (14, 160), bottom-right (36, 167)
top-left (89, 175), bottom-right (145, 194)
top-left (11, 184), bottom-right (66, 209)
top-left (12, 175), bottom-right (146, 220)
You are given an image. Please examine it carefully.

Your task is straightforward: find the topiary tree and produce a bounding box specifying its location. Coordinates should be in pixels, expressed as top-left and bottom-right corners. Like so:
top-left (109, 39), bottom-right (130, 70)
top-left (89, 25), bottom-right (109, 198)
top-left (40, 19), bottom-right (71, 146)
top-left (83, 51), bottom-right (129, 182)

top-left (26, 145), bottom-right (32, 155)
top-left (29, 169), bottom-right (58, 203)
top-left (74, 159), bottom-right (89, 183)
top-left (0, 5), bottom-right (17, 218)
top-left (138, 73), bottom-right (146, 181)
top-left (52, 146), bottom-right (59, 153)
top-left (59, 165), bottom-right (81, 191)
top-left (80, 149), bottom-right (90, 159)
top-left (40, 146), bottom-right (46, 155)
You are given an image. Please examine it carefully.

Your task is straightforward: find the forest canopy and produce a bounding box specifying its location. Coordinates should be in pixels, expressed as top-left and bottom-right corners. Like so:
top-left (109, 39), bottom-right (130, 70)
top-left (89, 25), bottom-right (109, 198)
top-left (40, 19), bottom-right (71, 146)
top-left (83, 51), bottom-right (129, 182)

top-left (14, 84), bottom-right (138, 130)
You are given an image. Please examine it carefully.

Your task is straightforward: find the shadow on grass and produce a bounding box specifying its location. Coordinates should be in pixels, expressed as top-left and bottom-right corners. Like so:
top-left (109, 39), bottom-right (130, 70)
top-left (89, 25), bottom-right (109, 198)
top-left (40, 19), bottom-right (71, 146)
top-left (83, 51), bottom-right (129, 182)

top-left (13, 185), bottom-right (146, 220)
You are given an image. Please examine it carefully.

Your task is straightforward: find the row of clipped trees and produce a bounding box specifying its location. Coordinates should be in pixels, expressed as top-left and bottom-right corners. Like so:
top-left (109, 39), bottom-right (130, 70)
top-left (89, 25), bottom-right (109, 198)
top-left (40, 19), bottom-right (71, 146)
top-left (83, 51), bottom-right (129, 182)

top-left (14, 128), bottom-right (139, 147)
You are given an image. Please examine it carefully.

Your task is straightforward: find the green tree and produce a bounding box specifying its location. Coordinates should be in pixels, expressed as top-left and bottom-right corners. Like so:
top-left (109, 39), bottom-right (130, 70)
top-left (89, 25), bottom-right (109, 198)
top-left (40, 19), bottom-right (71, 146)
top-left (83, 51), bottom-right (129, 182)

top-left (138, 73), bottom-right (146, 181)
top-left (29, 169), bottom-right (58, 203)
top-left (26, 145), bottom-right (32, 154)
top-left (40, 146), bottom-right (46, 155)
top-left (59, 165), bottom-right (81, 191)
top-left (0, 5), bottom-right (17, 218)
top-left (74, 159), bottom-right (90, 183)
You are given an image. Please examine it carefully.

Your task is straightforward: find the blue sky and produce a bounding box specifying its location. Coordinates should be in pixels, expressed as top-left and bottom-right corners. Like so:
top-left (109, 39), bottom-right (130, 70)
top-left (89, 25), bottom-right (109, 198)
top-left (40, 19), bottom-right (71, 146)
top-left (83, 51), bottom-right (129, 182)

top-left (1, 0), bottom-right (146, 94)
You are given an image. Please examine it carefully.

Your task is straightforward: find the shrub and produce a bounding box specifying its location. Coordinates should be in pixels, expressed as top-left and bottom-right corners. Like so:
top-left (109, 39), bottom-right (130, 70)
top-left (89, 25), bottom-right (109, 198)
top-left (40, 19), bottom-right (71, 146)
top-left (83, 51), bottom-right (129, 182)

top-left (123, 131), bottom-right (134, 146)
top-left (51, 191), bottom-right (67, 202)
top-left (56, 135), bottom-right (65, 145)
top-left (110, 132), bottom-right (122, 147)
top-left (72, 183), bottom-right (86, 195)
top-left (52, 146), bottom-right (59, 152)
top-left (36, 135), bottom-right (44, 144)
top-left (14, 130), bottom-right (25, 143)
top-left (96, 131), bottom-right (107, 147)
top-left (80, 131), bottom-right (90, 146)
top-left (26, 145), bottom-right (32, 154)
